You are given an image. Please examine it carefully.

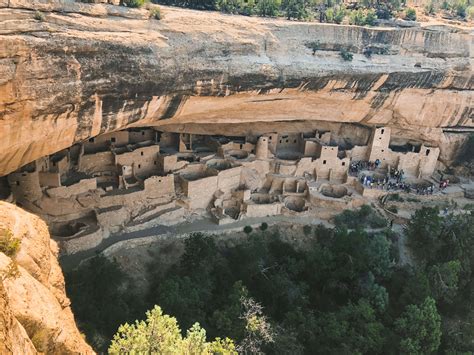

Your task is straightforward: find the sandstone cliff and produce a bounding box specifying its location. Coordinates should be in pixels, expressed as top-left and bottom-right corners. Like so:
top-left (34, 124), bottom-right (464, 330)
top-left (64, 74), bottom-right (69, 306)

top-left (0, 201), bottom-right (94, 354)
top-left (0, 0), bottom-right (472, 176)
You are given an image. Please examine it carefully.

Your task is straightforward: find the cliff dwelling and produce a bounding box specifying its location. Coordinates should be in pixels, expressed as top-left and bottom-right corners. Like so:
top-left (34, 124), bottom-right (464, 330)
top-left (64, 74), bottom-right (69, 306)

top-left (2, 123), bottom-right (466, 256)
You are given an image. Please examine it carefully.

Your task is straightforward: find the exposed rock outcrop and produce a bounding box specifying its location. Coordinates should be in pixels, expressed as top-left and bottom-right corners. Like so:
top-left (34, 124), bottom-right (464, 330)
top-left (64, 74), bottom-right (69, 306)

top-left (0, 201), bottom-right (94, 354)
top-left (0, 1), bottom-right (472, 176)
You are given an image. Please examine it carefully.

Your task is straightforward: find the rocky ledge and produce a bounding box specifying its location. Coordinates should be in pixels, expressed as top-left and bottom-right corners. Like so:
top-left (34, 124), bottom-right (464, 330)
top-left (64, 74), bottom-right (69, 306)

top-left (0, 201), bottom-right (94, 354)
top-left (0, 0), bottom-right (472, 176)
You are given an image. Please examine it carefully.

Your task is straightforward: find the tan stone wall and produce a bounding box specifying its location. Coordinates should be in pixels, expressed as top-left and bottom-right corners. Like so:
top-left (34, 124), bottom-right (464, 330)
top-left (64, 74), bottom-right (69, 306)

top-left (115, 145), bottom-right (160, 177)
top-left (7, 171), bottom-right (42, 201)
top-left (38, 172), bottom-right (61, 187)
top-left (264, 133), bottom-right (278, 154)
top-left (276, 133), bottom-right (303, 152)
top-left (35, 157), bottom-right (51, 173)
top-left (158, 132), bottom-right (179, 149)
top-left (368, 127), bottom-right (391, 163)
top-left (78, 151), bottom-right (115, 174)
top-left (418, 146), bottom-right (440, 177)
top-left (46, 178), bottom-right (97, 199)
top-left (83, 131), bottom-right (129, 153)
top-left (50, 155), bottom-right (69, 174)
top-left (217, 166), bottom-right (242, 193)
top-left (278, 163), bottom-right (297, 175)
top-left (97, 207), bottom-right (130, 233)
top-left (60, 227), bottom-right (107, 255)
top-left (221, 142), bottom-right (255, 153)
top-left (157, 154), bottom-right (178, 174)
top-left (143, 175), bottom-right (175, 198)
top-left (294, 157), bottom-right (314, 177)
top-left (129, 129), bottom-right (156, 144)
top-left (240, 160), bottom-right (270, 191)
top-left (320, 146), bottom-right (338, 160)
top-left (347, 145), bottom-right (370, 161)
top-left (397, 152), bottom-right (421, 176)
top-left (244, 203), bottom-right (282, 218)
top-left (180, 175), bottom-right (218, 209)
top-left (255, 136), bottom-right (269, 159)
top-left (304, 141), bottom-right (319, 157)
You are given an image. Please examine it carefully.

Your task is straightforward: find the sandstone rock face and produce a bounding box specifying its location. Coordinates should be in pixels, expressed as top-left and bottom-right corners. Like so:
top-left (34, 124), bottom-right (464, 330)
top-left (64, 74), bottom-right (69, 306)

top-left (0, 201), bottom-right (94, 354)
top-left (0, 1), bottom-right (472, 176)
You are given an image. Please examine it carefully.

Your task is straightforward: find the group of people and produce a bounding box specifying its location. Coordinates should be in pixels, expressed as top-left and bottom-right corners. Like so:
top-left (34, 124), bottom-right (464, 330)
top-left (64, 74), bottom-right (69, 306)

top-left (360, 174), bottom-right (435, 195)
top-left (389, 167), bottom-right (405, 183)
top-left (349, 160), bottom-right (381, 176)
top-left (361, 174), bottom-right (410, 192)
top-left (350, 159), bottom-right (450, 196)
top-left (439, 179), bottom-right (450, 190)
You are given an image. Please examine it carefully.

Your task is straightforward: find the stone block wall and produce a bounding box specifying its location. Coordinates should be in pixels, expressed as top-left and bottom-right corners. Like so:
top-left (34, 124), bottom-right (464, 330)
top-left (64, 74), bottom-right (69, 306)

top-left (217, 166), bottom-right (242, 193)
top-left (8, 171), bottom-right (42, 202)
top-left (144, 175), bottom-right (175, 198)
top-left (244, 203), bottom-right (282, 218)
top-left (46, 178), bottom-right (97, 199)
top-left (83, 131), bottom-right (129, 154)
top-left (78, 151), bottom-right (115, 174)
top-left (115, 145), bottom-right (160, 178)
top-left (38, 172), bottom-right (61, 187)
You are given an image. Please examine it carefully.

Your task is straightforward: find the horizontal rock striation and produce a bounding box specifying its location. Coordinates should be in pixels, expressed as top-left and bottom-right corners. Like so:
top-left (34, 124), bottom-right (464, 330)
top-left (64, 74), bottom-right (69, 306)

top-left (0, 1), bottom-right (472, 176)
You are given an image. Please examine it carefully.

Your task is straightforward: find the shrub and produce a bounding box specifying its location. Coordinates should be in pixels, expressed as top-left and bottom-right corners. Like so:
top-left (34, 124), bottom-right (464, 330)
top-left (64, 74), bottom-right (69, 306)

top-left (467, 5), bottom-right (474, 19)
top-left (303, 225), bottom-right (312, 235)
top-left (1, 260), bottom-right (20, 280)
top-left (149, 6), bottom-right (162, 19)
top-left (305, 40), bottom-right (320, 55)
top-left (404, 7), bottom-right (417, 20)
top-left (425, 0), bottom-right (436, 14)
top-left (34, 11), bottom-right (45, 21)
top-left (349, 9), bottom-right (367, 25)
top-left (340, 49), bottom-right (353, 61)
top-left (387, 205), bottom-right (398, 214)
top-left (0, 229), bottom-right (21, 258)
top-left (259, 222), bottom-right (268, 231)
top-left (441, 0), bottom-right (451, 10)
top-left (244, 226), bottom-right (253, 234)
top-left (255, 0), bottom-right (281, 17)
top-left (387, 193), bottom-right (404, 202)
top-left (334, 205), bottom-right (387, 229)
top-left (123, 0), bottom-right (148, 8)
top-left (454, 0), bottom-right (468, 17)
top-left (365, 9), bottom-right (377, 25)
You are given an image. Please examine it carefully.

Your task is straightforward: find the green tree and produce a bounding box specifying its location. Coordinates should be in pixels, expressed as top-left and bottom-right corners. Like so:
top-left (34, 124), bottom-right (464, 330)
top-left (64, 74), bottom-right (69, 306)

top-left (283, 0), bottom-right (309, 19)
top-left (429, 260), bottom-right (462, 304)
top-left (122, 0), bottom-right (147, 8)
top-left (65, 256), bottom-right (143, 351)
top-left (406, 207), bottom-right (442, 263)
top-left (255, 0), bottom-right (281, 16)
top-left (404, 7), bottom-right (417, 20)
top-left (109, 305), bottom-right (236, 354)
top-left (312, 299), bottom-right (386, 353)
top-left (394, 297), bottom-right (441, 354)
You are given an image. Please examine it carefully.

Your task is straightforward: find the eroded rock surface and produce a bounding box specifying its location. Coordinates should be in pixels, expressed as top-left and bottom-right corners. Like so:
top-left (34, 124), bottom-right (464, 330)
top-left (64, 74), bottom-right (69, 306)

top-left (0, 201), bottom-right (94, 354)
top-left (0, 1), bottom-right (472, 176)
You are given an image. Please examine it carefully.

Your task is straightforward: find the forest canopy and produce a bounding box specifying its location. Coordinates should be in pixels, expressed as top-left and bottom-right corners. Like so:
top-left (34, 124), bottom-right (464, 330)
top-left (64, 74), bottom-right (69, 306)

top-left (66, 206), bottom-right (474, 354)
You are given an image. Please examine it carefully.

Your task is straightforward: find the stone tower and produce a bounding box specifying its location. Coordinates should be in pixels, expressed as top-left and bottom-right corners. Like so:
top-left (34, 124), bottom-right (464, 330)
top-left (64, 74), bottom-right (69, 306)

top-left (255, 136), bottom-right (269, 159)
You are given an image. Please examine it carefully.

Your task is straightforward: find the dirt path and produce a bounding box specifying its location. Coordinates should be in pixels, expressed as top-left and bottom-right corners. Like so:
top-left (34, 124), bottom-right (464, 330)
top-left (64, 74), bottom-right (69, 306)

top-left (59, 214), bottom-right (332, 271)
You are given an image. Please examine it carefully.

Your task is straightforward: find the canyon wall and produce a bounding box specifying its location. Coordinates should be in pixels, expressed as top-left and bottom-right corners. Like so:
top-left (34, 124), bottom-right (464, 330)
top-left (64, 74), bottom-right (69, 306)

top-left (0, 0), bottom-right (472, 176)
top-left (0, 201), bottom-right (94, 354)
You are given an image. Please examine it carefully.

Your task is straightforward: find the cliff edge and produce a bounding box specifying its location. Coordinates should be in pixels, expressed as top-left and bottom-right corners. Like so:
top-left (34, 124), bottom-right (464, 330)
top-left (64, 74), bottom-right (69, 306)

top-left (0, 201), bottom-right (94, 354)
